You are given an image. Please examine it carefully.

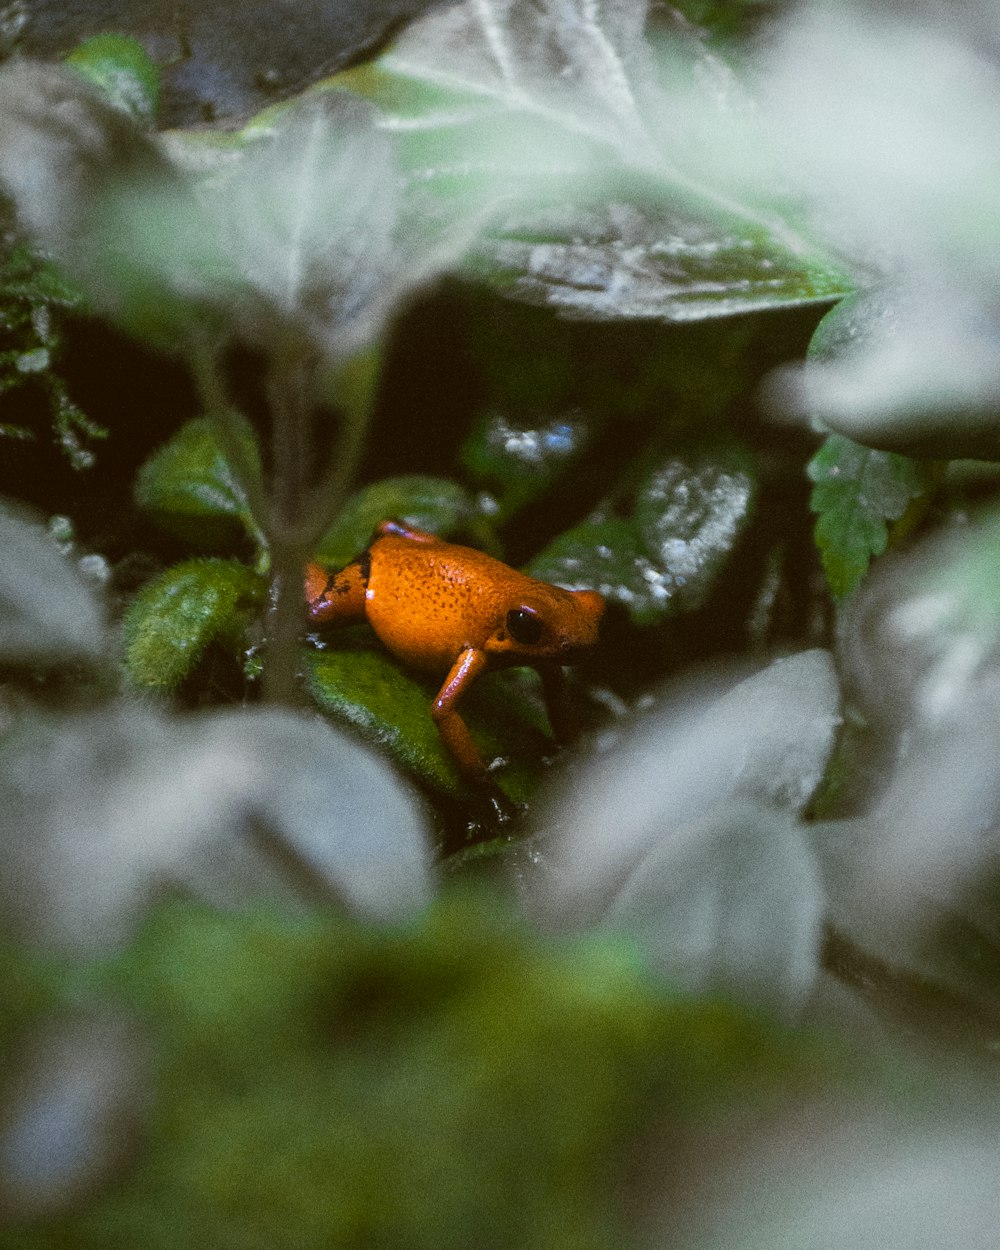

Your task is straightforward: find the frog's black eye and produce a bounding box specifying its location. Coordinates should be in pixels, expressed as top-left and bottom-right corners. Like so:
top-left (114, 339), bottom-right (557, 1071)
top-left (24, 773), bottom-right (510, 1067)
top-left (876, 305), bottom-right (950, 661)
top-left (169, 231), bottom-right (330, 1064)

top-left (506, 607), bottom-right (543, 645)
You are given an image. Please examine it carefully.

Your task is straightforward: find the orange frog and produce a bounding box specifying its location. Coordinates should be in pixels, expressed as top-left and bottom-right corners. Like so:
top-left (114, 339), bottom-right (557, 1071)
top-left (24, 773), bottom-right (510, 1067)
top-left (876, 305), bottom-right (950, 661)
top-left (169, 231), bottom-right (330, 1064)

top-left (305, 519), bottom-right (605, 781)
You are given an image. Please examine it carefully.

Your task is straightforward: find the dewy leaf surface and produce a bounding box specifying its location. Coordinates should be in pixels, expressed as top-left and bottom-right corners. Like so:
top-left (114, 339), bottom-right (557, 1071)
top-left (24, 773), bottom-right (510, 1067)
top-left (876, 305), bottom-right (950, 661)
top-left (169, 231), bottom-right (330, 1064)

top-left (332, 0), bottom-right (854, 320)
top-left (808, 433), bottom-right (933, 600)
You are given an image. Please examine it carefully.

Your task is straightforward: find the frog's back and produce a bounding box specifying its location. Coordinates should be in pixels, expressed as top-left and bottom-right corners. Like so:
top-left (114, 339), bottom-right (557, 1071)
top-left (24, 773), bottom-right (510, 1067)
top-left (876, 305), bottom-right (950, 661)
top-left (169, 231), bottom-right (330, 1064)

top-left (365, 535), bottom-right (521, 671)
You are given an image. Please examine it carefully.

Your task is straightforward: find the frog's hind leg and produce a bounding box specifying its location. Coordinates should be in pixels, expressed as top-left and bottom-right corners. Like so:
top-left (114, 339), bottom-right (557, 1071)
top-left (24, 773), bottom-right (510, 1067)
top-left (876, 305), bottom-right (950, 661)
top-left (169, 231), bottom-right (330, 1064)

top-left (305, 559), bottom-right (368, 626)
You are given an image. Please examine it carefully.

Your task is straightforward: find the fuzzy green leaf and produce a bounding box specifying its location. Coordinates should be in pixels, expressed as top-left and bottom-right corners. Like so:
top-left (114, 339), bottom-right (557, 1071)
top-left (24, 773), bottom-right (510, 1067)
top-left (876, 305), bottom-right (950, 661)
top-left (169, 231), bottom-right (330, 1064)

top-left (134, 418), bottom-right (262, 549)
top-left (305, 646), bottom-right (550, 801)
top-left (123, 560), bottom-right (265, 690)
top-left (65, 34), bottom-right (160, 126)
top-left (808, 434), bottom-right (933, 600)
top-left (314, 476), bottom-right (475, 568)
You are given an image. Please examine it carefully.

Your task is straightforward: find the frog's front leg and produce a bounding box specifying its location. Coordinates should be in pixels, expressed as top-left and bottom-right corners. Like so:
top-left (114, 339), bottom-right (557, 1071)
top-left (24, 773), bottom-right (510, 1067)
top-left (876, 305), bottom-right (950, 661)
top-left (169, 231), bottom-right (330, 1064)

top-left (537, 663), bottom-right (579, 744)
top-left (432, 647), bottom-right (491, 778)
top-left (305, 559), bottom-right (368, 626)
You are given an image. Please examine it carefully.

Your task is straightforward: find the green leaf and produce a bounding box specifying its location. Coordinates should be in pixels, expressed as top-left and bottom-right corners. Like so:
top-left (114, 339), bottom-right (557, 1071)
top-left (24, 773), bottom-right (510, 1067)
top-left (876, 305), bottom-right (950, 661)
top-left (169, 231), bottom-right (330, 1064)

top-left (327, 0), bottom-right (855, 321)
top-left (634, 443), bottom-right (757, 613)
top-left (807, 434), bottom-right (933, 600)
top-left (65, 33), bottom-right (160, 126)
top-left (123, 560), bottom-right (265, 690)
top-left (305, 646), bottom-right (551, 801)
top-left (135, 417), bottom-right (263, 550)
top-left (314, 476), bottom-right (475, 567)
top-left (460, 409), bottom-right (591, 518)
top-left (527, 515), bottom-right (668, 627)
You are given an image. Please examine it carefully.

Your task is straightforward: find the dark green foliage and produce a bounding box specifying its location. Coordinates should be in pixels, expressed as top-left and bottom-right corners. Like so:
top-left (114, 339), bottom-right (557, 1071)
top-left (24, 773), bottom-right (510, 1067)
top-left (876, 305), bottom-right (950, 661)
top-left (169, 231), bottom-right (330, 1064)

top-left (305, 649), bottom-right (550, 800)
top-left (528, 444), bottom-right (757, 626)
top-left (122, 560), bottom-right (266, 691)
top-left (314, 475), bottom-right (476, 567)
top-left (808, 434), bottom-right (934, 599)
top-left (134, 417), bottom-right (262, 550)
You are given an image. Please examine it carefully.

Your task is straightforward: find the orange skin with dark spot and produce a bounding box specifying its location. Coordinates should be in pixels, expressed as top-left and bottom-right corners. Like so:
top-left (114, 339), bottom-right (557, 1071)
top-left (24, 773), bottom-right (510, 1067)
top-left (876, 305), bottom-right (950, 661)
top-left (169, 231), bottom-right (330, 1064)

top-left (305, 519), bottom-right (605, 781)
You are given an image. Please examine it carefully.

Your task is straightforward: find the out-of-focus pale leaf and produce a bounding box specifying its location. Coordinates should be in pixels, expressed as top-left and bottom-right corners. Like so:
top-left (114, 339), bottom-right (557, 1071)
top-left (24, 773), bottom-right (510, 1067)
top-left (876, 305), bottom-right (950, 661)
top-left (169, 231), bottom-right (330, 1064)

top-left (753, 10), bottom-right (1000, 438)
top-left (64, 33), bottom-right (160, 125)
top-left (814, 513), bottom-right (1000, 1026)
top-left (799, 289), bottom-right (1000, 459)
top-left (605, 800), bottom-right (823, 1013)
top-left (536, 650), bottom-right (841, 924)
top-left (0, 65), bottom-right (474, 360)
top-left (0, 706), bottom-right (433, 953)
top-left (330, 0), bottom-right (853, 320)
top-left (0, 501), bottom-right (105, 664)
top-left (214, 92), bottom-right (399, 356)
top-left (837, 509), bottom-right (1000, 732)
top-left (0, 1009), bottom-right (149, 1220)
top-left (669, 1097), bottom-right (1000, 1250)
top-left (0, 60), bottom-right (217, 347)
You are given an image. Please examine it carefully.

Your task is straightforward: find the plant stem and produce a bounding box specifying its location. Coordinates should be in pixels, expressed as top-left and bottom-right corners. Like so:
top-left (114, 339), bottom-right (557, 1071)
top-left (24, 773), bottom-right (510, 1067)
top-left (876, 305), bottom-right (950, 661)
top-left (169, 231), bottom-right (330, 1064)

top-left (263, 343), bottom-right (315, 706)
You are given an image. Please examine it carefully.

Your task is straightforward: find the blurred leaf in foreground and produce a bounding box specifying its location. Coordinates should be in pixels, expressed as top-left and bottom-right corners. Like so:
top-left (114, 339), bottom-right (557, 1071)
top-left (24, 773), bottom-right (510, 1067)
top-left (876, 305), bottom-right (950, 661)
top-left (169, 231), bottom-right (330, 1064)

top-left (0, 500), bottom-right (105, 665)
top-left (64, 33), bottom-right (160, 125)
top-left (331, 0), bottom-right (854, 322)
top-left (0, 706), bottom-right (432, 955)
top-left (0, 891), bottom-right (819, 1247)
top-left (535, 651), bottom-right (840, 991)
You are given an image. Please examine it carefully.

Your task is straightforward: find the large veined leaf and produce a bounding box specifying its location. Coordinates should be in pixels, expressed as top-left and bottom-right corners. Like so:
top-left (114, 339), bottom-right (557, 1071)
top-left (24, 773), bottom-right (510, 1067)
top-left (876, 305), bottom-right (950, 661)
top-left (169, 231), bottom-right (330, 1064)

top-left (329, 0), bottom-right (855, 320)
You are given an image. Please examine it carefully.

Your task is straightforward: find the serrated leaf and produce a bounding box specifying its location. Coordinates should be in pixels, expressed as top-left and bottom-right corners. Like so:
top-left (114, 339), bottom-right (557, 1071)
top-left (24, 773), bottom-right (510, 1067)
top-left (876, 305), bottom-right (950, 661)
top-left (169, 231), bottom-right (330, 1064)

top-left (634, 443), bottom-right (757, 612)
top-left (123, 560), bottom-right (265, 691)
top-left (134, 418), bottom-right (262, 549)
top-left (304, 647), bottom-right (550, 801)
top-left (808, 433), bottom-right (932, 599)
top-left (64, 34), bottom-right (160, 126)
top-left (314, 476), bottom-right (474, 568)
